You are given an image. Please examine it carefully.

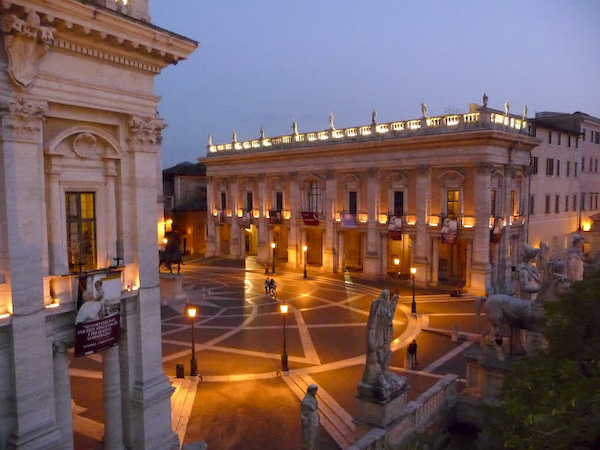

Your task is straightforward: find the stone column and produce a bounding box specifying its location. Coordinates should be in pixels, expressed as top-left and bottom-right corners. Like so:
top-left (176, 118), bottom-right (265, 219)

top-left (105, 159), bottom-right (118, 264)
top-left (338, 231), bottom-right (345, 271)
top-left (205, 176), bottom-right (217, 256)
top-left (46, 157), bottom-right (69, 275)
top-left (287, 172), bottom-right (300, 268)
top-left (229, 178), bottom-right (241, 259)
top-left (431, 238), bottom-right (439, 285)
top-left (365, 168), bottom-right (381, 276)
top-left (53, 340), bottom-right (74, 450)
top-left (414, 165), bottom-right (430, 284)
top-left (380, 233), bottom-right (388, 275)
top-left (472, 162), bottom-right (493, 295)
top-left (127, 116), bottom-right (179, 450)
top-left (0, 97), bottom-right (63, 449)
top-left (257, 176), bottom-right (270, 265)
top-left (103, 345), bottom-right (124, 450)
top-left (323, 170), bottom-right (336, 272)
top-left (465, 239), bottom-right (473, 289)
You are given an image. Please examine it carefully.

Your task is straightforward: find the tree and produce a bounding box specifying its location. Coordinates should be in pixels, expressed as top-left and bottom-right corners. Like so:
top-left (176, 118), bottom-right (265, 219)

top-left (477, 271), bottom-right (600, 450)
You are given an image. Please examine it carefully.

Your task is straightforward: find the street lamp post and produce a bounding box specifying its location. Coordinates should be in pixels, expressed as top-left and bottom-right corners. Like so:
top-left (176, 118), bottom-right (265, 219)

top-left (303, 245), bottom-right (308, 279)
top-left (410, 267), bottom-right (417, 315)
top-left (279, 303), bottom-right (289, 372)
top-left (271, 242), bottom-right (276, 274)
top-left (186, 305), bottom-right (198, 377)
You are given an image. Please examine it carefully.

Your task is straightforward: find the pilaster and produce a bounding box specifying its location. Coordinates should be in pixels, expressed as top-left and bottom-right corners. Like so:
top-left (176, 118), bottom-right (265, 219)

top-left (323, 170), bottom-right (336, 272)
top-left (472, 162), bottom-right (494, 294)
top-left (414, 165), bottom-right (430, 284)
top-left (365, 167), bottom-right (381, 276)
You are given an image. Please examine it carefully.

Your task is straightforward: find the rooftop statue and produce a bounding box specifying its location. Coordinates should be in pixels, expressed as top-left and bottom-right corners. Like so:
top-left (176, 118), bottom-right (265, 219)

top-left (421, 101), bottom-right (428, 118)
top-left (232, 130), bottom-right (237, 143)
top-left (358, 289), bottom-right (407, 401)
top-left (329, 112), bottom-right (335, 131)
top-left (260, 127), bottom-right (265, 139)
top-left (292, 119), bottom-right (298, 135)
top-left (523, 104), bottom-right (528, 120)
top-left (482, 92), bottom-right (488, 108)
top-left (504, 100), bottom-right (510, 116)
top-left (371, 109), bottom-right (377, 126)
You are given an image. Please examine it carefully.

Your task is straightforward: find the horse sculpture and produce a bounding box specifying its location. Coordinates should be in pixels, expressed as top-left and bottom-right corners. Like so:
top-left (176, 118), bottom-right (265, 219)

top-left (159, 232), bottom-right (184, 274)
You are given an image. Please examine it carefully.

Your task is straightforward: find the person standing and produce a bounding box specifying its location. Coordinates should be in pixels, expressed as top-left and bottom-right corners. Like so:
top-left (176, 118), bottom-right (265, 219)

top-left (407, 339), bottom-right (418, 369)
top-left (265, 277), bottom-right (270, 294)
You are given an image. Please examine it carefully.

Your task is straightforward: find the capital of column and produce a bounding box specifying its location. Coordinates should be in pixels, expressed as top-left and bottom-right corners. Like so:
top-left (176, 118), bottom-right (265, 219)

top-left (367, 167), bottom-right (379, 178)
top-left (45, 156), bottom-right (62, 177)
top-left (416, 164), bottom-right (430, 176)
top-left (128, 115), bottom-right (165, 152)
top-left (475, 162), bottom-right (495, 175)
top-left (0, 96), bottom-right (48, 141)
top-left (53, 340), bottom-right (71, 356)
top-left (104, 158), bottom-right (118, 177)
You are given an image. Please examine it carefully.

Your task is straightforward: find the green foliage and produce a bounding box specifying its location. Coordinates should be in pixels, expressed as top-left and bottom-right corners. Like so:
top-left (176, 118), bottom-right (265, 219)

top-left (477, 271), bottom-right (600, 450)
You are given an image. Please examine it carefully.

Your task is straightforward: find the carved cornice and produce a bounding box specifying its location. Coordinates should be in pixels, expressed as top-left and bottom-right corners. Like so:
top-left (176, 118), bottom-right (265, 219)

top-left (128, 115), bottom-right (165, 152)
top-left (0, 96), bottom-right (48, 141)
top-left (1, 11), bottom-right (54, 88)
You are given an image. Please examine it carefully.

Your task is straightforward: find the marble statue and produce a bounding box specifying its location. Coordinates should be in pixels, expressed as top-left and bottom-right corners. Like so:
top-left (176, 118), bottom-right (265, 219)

top-left (504, 100), bottom-right (510, 116)
top-left (371, 109), bottom-right (377, 126)
top-left (301, 384), bottom-right (319, 450)
top-left (260, 126), bottom-right (265, 139)
top-left (232, 129), bottom-right (237, 143)
top-left (358, 290), bottom-right (407, 401)
top-left (420, 101), bottom-right (428, 117)
top-left (523, 104), bottom-right (528, 120)
top-left (208, 134), bottom-right (212, 146)
top-left (482, 92), bottom-right (488, 108)
top-left (516, 245), bottom-right (542, 300)
top-left (328, 112), bottom-right (335, 131)
top-left (567, 233), bottom-right (584, 283)
top-left (292, 119), bottom-right (298, 135)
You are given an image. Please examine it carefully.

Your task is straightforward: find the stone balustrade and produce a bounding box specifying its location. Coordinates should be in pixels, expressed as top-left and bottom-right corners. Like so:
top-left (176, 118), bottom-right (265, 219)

top-left (208, 110), bottom-right (528, 154)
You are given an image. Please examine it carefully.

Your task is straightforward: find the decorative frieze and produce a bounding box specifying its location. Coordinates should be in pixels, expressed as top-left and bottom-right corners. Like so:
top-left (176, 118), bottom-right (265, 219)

top-left (0, 96), bottom-right (48, 141)
top-left (1, 11), bottom-right (54, 88)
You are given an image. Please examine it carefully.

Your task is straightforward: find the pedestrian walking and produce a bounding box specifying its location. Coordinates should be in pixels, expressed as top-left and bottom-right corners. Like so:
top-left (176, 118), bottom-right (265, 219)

top-left (407, 339), bottom-right (418, 369)
top-left (265, 277), bottom-right (270, 294)
top-left (270, 278), bottom-right (277, 297)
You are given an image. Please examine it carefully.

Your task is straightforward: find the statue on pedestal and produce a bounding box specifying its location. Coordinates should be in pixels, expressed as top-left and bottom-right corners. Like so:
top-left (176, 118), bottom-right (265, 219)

top-left (358, 290), bottom-right (407, 401)
top-left (567, 233), bottom-right (584, 283)
top-left (300, 384), bottom-right (319, 450)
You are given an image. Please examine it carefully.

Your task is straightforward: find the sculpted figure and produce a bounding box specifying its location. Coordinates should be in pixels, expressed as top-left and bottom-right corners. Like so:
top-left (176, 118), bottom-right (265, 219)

top-left (300, 384), bottom-right (319, 450)
top-left (292, 119), bottom-right (298, 135)
top-left (232, 129), bottom-right (237, 143)
top-left (516, 245), bottom-right (541, 300)
top-left (260, 126), bottom-right (265, 139)
top-left (421, 101), bottom-right (428, 117)
top-left (358, 290), bottom-right (407, 400)
top-left (567, 233), bottom-right (584, 283)
top-left (523, 104), bottom-right (528, 120)
top-left (371, 109), bottom-right (377, 126)
top-left (329, 112), bottom-right (335, 130)
top-left (482, 92), bottom-right (488, 108)
top-left (504, 100), bottom-right (510, 115)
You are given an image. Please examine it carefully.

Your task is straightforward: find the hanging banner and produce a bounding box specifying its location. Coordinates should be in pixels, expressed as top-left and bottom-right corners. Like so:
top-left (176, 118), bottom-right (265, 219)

top-left (302, 211), bottom-right (319, 226)
top-left (75, 273), bottom-right (122, 357)
top-left (388, 216), bottom-right (402, 240)
top-left (269, 210), bottom-right (282, 224)
top-left (490, 222), bottom-right (502, 243)
top-left (240, 211), bottom-right (251, 229)
top-left (217, 210), bottom-right (225, 225)
top-left (441, 218), bottom-right (458, 244)
top-left (341, 213), bottom-right (358, 229)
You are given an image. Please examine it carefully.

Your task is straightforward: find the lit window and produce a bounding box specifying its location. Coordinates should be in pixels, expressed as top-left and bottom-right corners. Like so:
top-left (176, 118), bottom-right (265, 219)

top-left (446, 190), bottom-right (459, 218)
top-left (67, 192), bottom-right (96, 273)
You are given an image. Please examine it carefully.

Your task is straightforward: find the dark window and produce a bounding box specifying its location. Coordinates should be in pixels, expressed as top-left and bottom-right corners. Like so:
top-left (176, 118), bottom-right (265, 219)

top-left (548, 131), bottom-right (552, 144)
top-left (529, 195), bottom-right (535, 215)
top-left (573, 194), bottom-right (577, 212)
top-left (349, 191), bottom-right (358, 215)
top-left (565, 195), bottom-right (569, 212)
top-left (276, 192), bottom-right (283, 211)
top-left (567, 161), bottom-right (571, 177)
top-left (546, 158), bottom-right (554, 176)
top-left (545, 195), bottom-right (550, 214)
top-left (558, 133), bottom-right (562, 146)
top-left (575, 162), bottom-right (578, 176)
top-left (491, 190), bottom-right (497, 216)
top-left (596, 132), bottom-right (600, 144)
top-left (510, 190), bottom-right (516, 216)
top-left (66, 192), bottom-right (96, 273)
top-left (568, 135), bottom-right (571, 147)
top-left (308, 182), bottom-right (322, 213)
top-left (393, 191), bottom-right (404, 216)
top-left (220, 192), bottom-right (227, 210)
top-left (447, 190), bottom-right (459, 218)
top-left (555, 195), bottom-right (560, 213)
top-left (590, 158), bottom-right (593, 172)
top-left (596, 194), bottom-right (598, 210)
top-left (246, 192), bottom-right (253, 211)
top-left (583, 128), bottom-right (586, 141)
top-left (530, 156), bottom-right (538, 174)
top-left (582, 157), bottom-right (585, 172)
top-left (576, 137), bottom-right (579, 149)
top-left (581, 193), bottom-right (586, 211)
top-left (596, 159), bottom-right (598, 173)
top-left (556, 160), bottom-right (560, 176)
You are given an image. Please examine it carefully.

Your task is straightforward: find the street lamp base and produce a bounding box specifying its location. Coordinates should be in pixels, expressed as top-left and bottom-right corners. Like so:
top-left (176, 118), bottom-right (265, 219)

top-left (190, 358), bottom-right (198, 377)
top-left (281, 353), bottom-right (289, 372)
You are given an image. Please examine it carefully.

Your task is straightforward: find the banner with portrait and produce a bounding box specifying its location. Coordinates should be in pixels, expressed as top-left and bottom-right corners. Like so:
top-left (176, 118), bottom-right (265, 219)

top-left (240, 211), bottom-right (251, 229)
top-left (340, 213), bottom-right (357, 229)
top-left (388, 215), bottom-right (402, 240)
top-left (217, 210), bottom-right (225, 225)
top-left (269, 210), bottom-right (282, 224)
top-left (75, 273), bottom-right (122, 357)
top-left (441, 218), bottom-right (458, 244)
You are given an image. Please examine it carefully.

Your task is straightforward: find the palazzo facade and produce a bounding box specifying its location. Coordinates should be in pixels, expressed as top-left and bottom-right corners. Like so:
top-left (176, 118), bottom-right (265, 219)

top-left (203, 101), bottom-right (539, 295)
top-left (0, 1), bottom-right (195, 449)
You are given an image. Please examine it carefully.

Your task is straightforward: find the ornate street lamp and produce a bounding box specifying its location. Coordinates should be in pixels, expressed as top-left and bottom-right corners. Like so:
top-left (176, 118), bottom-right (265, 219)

top-left (271, 242), bottom-right (276, 274)
top-left (410, 267), bottom-right (417, 315)
top-left (186, 305), bottom-right (198, 377)
top-left (279, 303), bottom-right (289, 372)
top-left (303, 245), bottom-right (308, 279)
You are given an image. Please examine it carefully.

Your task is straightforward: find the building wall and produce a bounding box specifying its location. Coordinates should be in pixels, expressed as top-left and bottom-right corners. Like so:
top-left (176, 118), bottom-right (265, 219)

top-left (0, 1), bottom-right (195, 449)
top-left (203, 107), bottom-right (539, 295)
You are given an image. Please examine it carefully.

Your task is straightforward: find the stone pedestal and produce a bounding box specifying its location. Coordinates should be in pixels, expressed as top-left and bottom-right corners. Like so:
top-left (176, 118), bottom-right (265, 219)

top-left (159, 274), bottom-right (186, 305)
top-left (354, 384), bottom-right (410, 441)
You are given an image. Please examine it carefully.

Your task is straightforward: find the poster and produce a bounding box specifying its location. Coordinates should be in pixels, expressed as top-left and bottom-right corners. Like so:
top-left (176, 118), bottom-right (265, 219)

top-left (75, 273), bottom-right (121, 357)
top-left (340, 212), bottom-right (357, 229)
top-left (302, 211), bottom-right (319, 226)
top-left (269, 210), bottom-right (282, 224)
top-left (388, 215), bottom-right (402, 240)
top-left (441, 218), bottom-right (458, 244)
top-left (240, 211), bottom-right (251, 229)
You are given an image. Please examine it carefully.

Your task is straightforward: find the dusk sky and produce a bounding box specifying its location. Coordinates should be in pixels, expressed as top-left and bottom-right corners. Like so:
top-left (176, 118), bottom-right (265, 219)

top-left (150, 0), bottom-right (600, 169)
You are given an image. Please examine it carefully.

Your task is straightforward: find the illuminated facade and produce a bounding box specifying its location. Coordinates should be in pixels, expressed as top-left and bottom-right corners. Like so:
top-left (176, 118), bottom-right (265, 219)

top-left (528, 112), bottom-right (600, 254)
top-left (203, 101), bottom-right (539, 295)
top-left (0, 1), bottom-right (195, 449)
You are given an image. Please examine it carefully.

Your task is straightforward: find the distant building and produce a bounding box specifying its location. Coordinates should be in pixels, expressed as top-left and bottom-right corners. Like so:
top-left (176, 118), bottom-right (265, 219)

top-left (0, 1), bottom-right (195, 449)
top-left (163, 162), bottom-right (207, 255)
top-left (528, 112), bottom-right (600, 255)
top-left (202, 100), bottom-right (539, 295)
